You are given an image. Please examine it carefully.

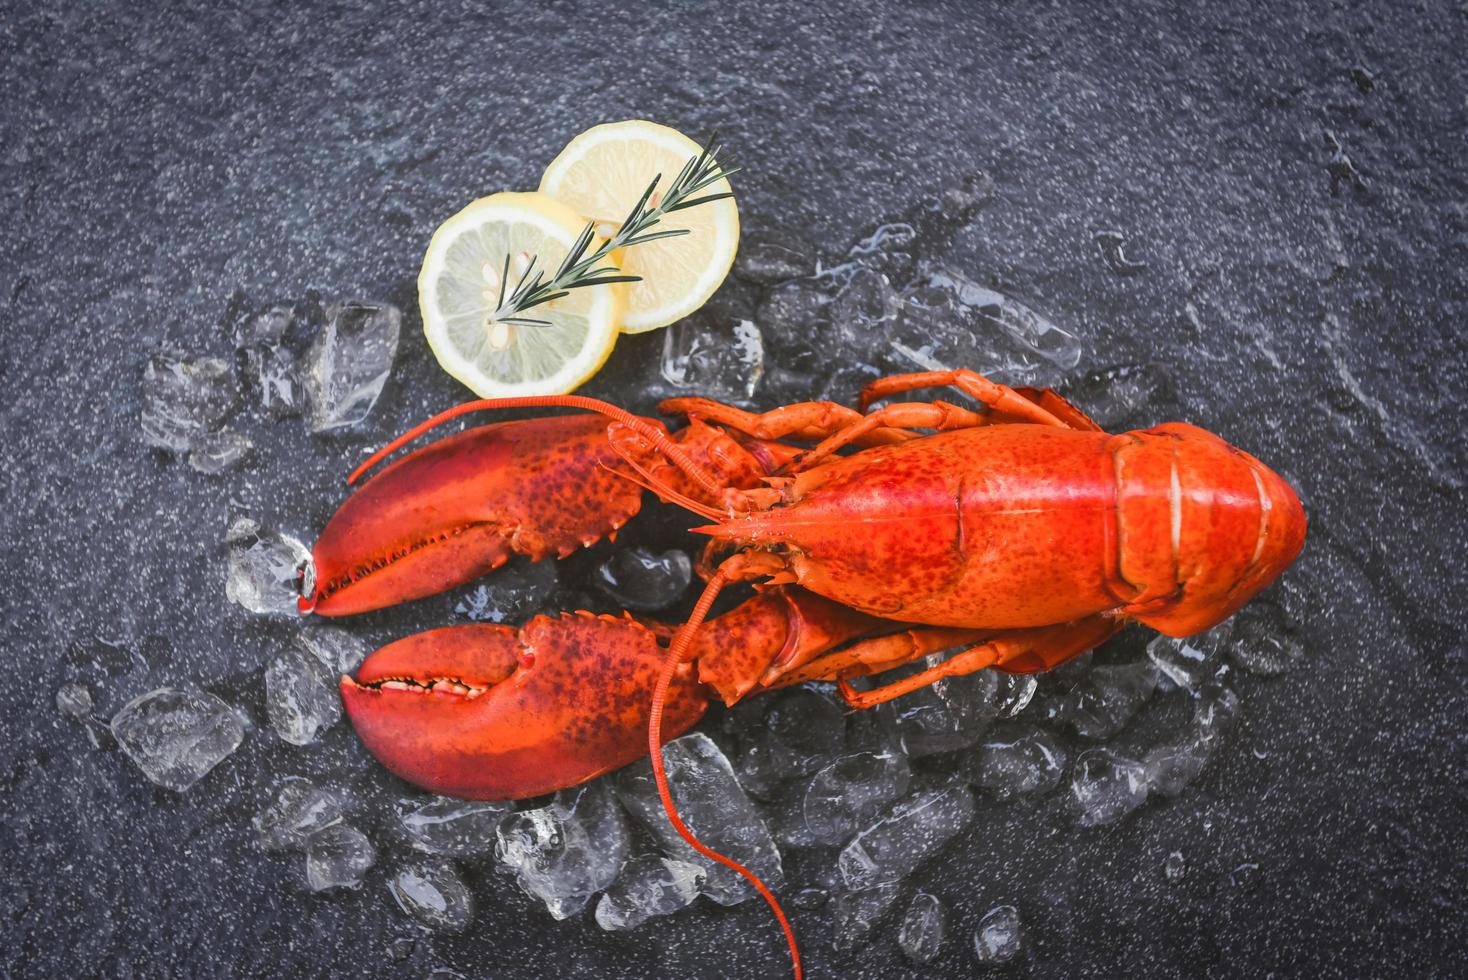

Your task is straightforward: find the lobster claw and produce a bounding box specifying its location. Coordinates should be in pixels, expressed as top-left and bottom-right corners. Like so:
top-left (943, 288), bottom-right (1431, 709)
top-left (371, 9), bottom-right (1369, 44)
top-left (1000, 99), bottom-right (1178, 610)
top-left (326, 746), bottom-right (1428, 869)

top-left (341, 613), bottom-right (708, 800)
top-left (303, 415), bottom-right (644, 616)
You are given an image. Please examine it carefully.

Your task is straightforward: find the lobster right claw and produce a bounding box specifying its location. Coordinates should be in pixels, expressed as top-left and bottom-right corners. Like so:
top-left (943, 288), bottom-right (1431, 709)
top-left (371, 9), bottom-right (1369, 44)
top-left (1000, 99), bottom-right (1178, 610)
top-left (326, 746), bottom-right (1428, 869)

top-left (303, 415), bottom-right (645, 616)
top-left (341, 613), bottom-right (708, 800)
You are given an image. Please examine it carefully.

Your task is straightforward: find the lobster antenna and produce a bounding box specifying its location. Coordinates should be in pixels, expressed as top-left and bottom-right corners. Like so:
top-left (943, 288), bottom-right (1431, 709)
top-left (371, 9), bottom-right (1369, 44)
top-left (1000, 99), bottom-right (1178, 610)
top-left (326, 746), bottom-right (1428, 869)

top-left (347, 395), bottom-right (725, 498)
top-left (648, 568), bottom-right (803, 980)
top-left (598, 460), bottom-right (725, 523)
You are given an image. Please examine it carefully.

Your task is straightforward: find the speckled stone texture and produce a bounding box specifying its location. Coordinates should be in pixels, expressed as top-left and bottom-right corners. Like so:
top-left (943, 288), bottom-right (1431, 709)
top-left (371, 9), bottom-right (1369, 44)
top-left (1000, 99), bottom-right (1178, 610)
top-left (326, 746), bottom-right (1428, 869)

top-left (4, 0), bottom-right (1465, 977)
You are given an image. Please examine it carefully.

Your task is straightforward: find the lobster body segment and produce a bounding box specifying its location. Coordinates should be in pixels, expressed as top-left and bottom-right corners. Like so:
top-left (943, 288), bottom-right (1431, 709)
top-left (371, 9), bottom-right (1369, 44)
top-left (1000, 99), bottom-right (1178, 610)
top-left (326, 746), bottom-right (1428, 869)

top-left (706, 422), bottom-right (1305, 638)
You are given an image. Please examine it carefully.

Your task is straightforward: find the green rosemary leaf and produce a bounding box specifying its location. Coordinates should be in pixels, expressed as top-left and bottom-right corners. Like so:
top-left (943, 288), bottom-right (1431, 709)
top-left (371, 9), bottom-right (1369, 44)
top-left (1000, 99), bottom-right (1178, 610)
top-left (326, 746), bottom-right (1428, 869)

top-left (665, 192), bottom-right (735, 212)
top-left (621, 228), bottom-right (690, 246)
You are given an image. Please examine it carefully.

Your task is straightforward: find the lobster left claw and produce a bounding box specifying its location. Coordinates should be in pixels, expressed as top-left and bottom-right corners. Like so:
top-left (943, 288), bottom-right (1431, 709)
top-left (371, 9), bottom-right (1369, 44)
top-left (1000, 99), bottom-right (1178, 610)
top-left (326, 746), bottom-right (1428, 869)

top-left (341, 613), bottom-right (707, 800)
top-left (303, 415), bottom-right (645, 616)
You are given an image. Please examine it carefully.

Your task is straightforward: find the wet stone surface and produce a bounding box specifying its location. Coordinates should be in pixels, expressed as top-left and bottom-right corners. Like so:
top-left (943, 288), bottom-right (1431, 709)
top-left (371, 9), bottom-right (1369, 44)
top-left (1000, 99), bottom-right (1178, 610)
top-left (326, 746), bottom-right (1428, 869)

top-left (6, 1), bottom-right (1467, 978)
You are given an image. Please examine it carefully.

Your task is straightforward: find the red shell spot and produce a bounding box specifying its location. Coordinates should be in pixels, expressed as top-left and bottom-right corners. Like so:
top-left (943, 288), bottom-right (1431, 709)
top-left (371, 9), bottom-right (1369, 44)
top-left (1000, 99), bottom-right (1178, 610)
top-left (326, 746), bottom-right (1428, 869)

top-left (518, 652), bottom-right (536, 671)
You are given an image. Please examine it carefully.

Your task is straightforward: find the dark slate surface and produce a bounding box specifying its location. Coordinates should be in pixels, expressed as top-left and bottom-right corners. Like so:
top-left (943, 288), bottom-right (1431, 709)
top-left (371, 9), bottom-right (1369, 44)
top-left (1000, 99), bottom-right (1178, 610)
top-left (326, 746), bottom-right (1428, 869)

top-left (5, 0), bottom-right (1465, 976)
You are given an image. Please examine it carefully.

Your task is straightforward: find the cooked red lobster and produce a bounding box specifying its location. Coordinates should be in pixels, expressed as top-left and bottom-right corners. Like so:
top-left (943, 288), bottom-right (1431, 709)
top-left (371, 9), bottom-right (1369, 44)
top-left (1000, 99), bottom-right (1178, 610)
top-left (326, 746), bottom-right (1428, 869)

top-left (300, 368), bottom-right (1306, 977)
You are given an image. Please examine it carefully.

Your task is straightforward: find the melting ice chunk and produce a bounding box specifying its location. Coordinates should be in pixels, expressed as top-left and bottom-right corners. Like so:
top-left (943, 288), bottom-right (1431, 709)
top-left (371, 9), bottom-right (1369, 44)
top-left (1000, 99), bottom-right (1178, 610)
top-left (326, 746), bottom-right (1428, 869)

top-left (110, 688), bottom-right (246, 792)
top-left (615, 733), bottom-right (784, 905)
top-left (1227, 602), bottom-right (1306, 676)
top-left (248, 342), bottom-right (303, 419)
top-left (296, 625), bottom-right (370, 674)
top-left (398, 796), bottom-right (510, 857)
top-left (1070, 748), bottom-right (1149, 827)
top-left (801, 750), bottom-right (912, 847)
top-left (264, 645), bottom-right (341, 745)
top-left (187, 428), bottom-right (252, 475)
top-left (254, 777), bottom-right (347, 851)
top-left (1146, 633), bottom-right (1224, 696)
top-left (594, 854), bottom-right (705, 931)
top-left (964, 724), bottom-right (1069, 800)
top-left (1063, 364), bottom-right (1174, 430)
top-left (453, 559), bottom-right (557, 624)
top-left (831, 881), bottom-right (903, 953)
top-left (1063, 661), bottom-right (1159, 740)
top-left (140, 351), bottom-right (238, 454)
top-left (838, 784), bottom-right (976, 891)
top-left (495, 782), bottom-right (629, 920)
top-left (302, 300), bottom-right (401, 432)
top-left (926, 268), bottom-right (1083, 387)
top-left (735, 238), bottom-right (811, 284)
top-left (659, 314), bottom-right (765, 403)
top-left (898, 891), bottom-right (948, 964)
top-left (225, 514), bottom-right (312, 616)
top-left (56, 682), bottom-right (94, 720)
top-left (594, 547), bottom-right (692, 612)
top-left (826, 268), bottom-right (898, 356)
top-left (388, 861), bottom-right (474, 933)
top-left (732, 687), bottom-right (847, 801)
top-left (1143, 683), bottom-right (1242, 798)
top-left (892, 665), bottom-right (1003, 757)
top-left (972, 904), bottom-right (1023, 964)
top-left (305, 823), bottom-right (376, 891)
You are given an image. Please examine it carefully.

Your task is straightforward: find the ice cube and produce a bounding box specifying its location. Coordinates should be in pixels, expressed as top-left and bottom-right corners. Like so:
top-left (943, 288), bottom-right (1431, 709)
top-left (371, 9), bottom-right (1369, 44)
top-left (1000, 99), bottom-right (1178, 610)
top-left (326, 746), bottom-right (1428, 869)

top-left (110, 688), bottom-right (246, 792)
top-left (826, 268), bottom-right (898, 356)
top-left (733, 687), bottom-right (847, 799)
top-left (225, 515), bottom-right (312, 616)
top-left (928, 268), bottom-right (1083, 386)
top-left (995, 674), bottom-right (1038, 718)
top-left (264, 645), bottom-right (341, 745)
top-left (964, 724), bottom-right (1069, 800)
top-left (187, 428), bottom-right (253, 475)
top-left (1070, 748), bottom-right (1149, 827)
top-left (838, 784), bottom-right (976, 891)
top-left (296, 625), bottom-right (370, 674)
top-left (56, 682), bottom-right (94, 720)
top-left (387, 861), bottom-right (474, 933)
top-left (495, 781), bottom-right (629, 920)
top-left (898, 891), bottom-right (947, 964)
top-left (1146, 633), bottom-right (1224, 696)
top-left (254, 777), bottom-right (346, 851)
top-left (757, 278), bottom-right (830, 336)
top-left (452, 559), bottom-right (557, 624)
top-left (614, 733), bottom-right (783, 905)
top-left (1164, 850), bottom-right (1187, 881)
top-left (1227, 602), bottom-right (1306, 676)
top-left (1064, 661), bottom-right (1159, 740)
top-left (302, 300), bottom-right (401, 432)
top-left (1144, 683), bottom-right (1243, 798)
top-left (844, 222), bottom-right (918, 282)
top-left (246, 341), bottom-right (303, 419)
top-left (801, 749), bottom-right (912, 847)
top-left (594, 854), bottom-right (705, 931)
top-left (831, 881), bottom-right (903, 953)
top-left (885, 282), bottom-right (977, 377)
top-left (972, 904), bottom-right (1023, 964)
top-left (659, 313), bottom-right (765, 403)
top-left (734, 238), bottom-right (811, 284)
top-left (594, 547), bottom-right (692, 612)
top-left (140, 351), bottom-right (238, 454)
top-left (1062, 364), bottom-right (1174, 431)
top-left (398, 796), bottom-right (510, 856)
top-left (305, 823), bottom-right (376, 891)
top-left (892, 665), bottom-right (1003, 757)
top-left (232, 301), bottom-right (294, 350)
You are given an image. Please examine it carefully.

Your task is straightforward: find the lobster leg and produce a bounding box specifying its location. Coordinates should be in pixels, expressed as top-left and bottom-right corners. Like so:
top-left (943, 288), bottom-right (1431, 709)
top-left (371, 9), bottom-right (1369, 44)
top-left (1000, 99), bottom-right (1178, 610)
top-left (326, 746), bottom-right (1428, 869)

top-left (834, 616), bottom-right (1122, 709)
top-left (793, 400), bottom-right (993, 470)
top-left (859, 368), bottom-right (1070, 426)
top-left (659, 397), bottom-right (915, 447)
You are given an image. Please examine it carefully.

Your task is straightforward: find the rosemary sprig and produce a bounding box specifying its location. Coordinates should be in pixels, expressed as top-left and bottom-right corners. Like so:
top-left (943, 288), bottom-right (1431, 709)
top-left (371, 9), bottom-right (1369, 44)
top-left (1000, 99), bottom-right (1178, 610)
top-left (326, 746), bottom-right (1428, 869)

top-left (492, 134), bottom-right (739, 328)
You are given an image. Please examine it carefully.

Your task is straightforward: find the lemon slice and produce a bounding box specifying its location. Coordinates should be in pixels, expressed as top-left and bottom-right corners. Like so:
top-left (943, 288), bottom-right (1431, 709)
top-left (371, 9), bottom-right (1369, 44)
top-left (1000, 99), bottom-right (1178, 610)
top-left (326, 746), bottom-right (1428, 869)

top-left (539, 120), bottom-right (739, 333)
top-left (418, 191), bottom-right (623, 396)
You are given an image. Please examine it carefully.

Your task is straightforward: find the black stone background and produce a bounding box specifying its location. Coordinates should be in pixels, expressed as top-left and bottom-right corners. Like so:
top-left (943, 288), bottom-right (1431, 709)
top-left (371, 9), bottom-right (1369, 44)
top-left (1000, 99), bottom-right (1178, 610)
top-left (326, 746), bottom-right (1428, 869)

top-left (4, 0), bottom-right (1466, 976)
